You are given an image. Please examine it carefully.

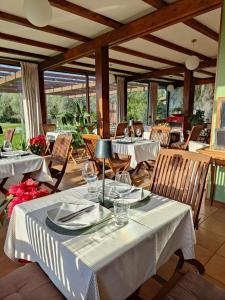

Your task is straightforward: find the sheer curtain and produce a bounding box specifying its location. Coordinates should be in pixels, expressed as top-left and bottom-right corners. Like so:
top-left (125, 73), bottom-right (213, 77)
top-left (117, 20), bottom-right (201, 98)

top-left (21, 62), bottom-right (42, 140)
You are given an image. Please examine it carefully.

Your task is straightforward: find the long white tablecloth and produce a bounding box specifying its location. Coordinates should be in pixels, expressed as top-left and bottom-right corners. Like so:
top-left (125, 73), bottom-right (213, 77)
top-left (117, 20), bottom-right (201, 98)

top-left (0, 154), bottom-right (52, 182)
top-left (4, 182), bottom-right (195, 300)
top-left (112, 139), bottom-right (160, 168)
top-left (46, 130), bottom-right (73, 141)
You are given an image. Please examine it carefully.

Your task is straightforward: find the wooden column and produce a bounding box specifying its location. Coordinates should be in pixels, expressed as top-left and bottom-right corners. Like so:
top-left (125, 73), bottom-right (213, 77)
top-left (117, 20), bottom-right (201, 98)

top-left (38, 69), bottom-right (47, 124)
top-left (95, 46), bottom-right (110, 138)
top-left (117, 76), bottom-right (127, 122)
top-left (86, 75), bottom-right (90, 113)
top-left (183, 68), bottom-right (194, 133)
top-left (148, 82), bottom-right (158, 124)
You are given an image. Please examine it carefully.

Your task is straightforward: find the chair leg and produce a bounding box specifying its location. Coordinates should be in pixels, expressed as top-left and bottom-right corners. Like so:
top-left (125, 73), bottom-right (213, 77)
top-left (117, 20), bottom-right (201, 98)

top-left (175, 249), bottom-right (205, 274)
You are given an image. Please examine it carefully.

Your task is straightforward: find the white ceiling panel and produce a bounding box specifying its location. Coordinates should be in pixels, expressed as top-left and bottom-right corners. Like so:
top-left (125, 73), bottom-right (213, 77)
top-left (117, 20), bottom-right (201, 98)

top-left (194, 8), bottom-right (221, 33)
top-left (204, 67), bottom-right (217, 73)
top-left (0, 52), bottom-right (40, 62)
top-left (153, 23), bottom-right (218, 58)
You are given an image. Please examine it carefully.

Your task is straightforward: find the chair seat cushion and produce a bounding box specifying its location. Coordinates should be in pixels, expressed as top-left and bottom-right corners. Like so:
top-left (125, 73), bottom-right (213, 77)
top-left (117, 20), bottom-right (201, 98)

top-left (0, 263), bottom-right (65, 300)
top-left (164, 271), bottom-right (225, 300)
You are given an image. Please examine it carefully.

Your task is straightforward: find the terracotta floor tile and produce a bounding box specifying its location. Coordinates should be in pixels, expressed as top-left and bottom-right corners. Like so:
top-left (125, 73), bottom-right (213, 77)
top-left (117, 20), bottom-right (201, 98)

top-left (200, 203), bottom-right (218, 218)
top-left (200, 216), bottom-right (225, 238)
top-left (204, 274), bottom-right (225, 290)
top-left (195, 244), bottom-right (214, 265)
top-left (210, 209), bottom-right (225, 223)
top-left (217, 243), bottom-right (225, 257)
top-left (205, 254), bottom-right (225, 285)
top-left (196, 227), bottom-right (225, 252)
top-left (157, 255), bottom-right (179, 281)
top-left (139, 278), bottom-right (162, 300)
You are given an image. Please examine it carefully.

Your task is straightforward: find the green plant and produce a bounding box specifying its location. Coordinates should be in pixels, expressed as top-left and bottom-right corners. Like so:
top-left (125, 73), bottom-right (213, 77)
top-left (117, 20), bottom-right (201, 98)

top-left (189, 109), bottom-right (205, 126)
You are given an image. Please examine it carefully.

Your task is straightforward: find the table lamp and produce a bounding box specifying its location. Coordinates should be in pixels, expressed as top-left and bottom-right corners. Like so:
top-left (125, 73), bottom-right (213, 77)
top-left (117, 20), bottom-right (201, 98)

top-left (95, 139), bottom-right (113, 206)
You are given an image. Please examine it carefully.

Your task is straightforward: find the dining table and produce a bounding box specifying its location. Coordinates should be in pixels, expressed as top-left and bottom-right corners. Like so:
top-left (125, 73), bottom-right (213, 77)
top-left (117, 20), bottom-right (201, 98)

top-left (4, 180), bottom-right (196, 300)
top-left (0, 151), bottom-right (52, 194)
top-left (112, 138), bottom-right (160, 169)
top-left (46, 130), bottom-right (73, 141)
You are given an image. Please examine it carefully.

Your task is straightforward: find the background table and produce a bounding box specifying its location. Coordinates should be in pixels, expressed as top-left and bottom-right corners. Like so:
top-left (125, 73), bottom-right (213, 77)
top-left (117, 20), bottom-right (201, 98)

top-left (5, 182), bottom-right (195, 300)
top-left (46, 130), bottom-right (73, 141)
top-left (112, 139), bottom-right (160, 169)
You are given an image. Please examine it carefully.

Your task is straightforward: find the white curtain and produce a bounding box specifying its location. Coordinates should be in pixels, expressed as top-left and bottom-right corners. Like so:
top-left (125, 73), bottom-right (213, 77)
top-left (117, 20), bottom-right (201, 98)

top-left (21, 62), bottom-right (42, 140)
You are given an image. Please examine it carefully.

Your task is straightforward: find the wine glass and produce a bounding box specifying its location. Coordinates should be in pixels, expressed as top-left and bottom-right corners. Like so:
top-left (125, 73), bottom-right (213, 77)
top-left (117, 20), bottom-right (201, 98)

top-left (136, 128), bottom-right (142, 139)
top-left (3, 140), bottom-right (12, 152)
top-left (82, 161), bottom-right (98, 193)
top-left (114, 171), bottom-right (132, 198)
top-left (124, 127), bottom-right (129, 139)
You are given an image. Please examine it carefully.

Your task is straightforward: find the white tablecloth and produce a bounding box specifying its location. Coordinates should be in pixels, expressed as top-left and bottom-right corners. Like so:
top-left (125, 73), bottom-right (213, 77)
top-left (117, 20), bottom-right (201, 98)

top-left (112, 139), bottom-right (160, 168)
top-left (4, 182), bottom-right (195, 300)
top-left (0, 154), bottom-right (52, 182)
top-left (46, 130), bottom-right (73, 141)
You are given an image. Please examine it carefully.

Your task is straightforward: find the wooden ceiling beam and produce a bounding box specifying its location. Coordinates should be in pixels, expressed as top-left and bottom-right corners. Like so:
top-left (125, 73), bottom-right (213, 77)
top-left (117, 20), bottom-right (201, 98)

top-left (49, 0), bottom-right (121, 29)
top-left (0, 11), bottom-right (90, 42)
top-left (0, 47), bottom-right (48, 60)
top-left (142, 0), bottom-right (220, 41)
top-left (40, 0), bottom-right (221, 70)
top-left (194, 77), bottom-right (215, 85)
top-left (0, 32), bottom-right (67, 52)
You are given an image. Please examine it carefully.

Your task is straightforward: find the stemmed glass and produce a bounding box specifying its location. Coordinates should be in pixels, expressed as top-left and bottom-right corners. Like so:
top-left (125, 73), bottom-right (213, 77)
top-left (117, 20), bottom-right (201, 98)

top-left (82, 161), bottom-right (98, 194)
top-left (124, 127), bottom-right (129, 139)
top-left (114, 171), bottom-right (132, 198)
top-left (136, 128), bottom-right (142, 139)
top-left (3, 140), bottom-right (12, 151)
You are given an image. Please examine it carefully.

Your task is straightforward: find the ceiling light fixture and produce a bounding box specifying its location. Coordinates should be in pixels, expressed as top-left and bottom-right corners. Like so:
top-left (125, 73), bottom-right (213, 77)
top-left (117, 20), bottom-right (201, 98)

top-left (167, 84), bottom-right (174, 92)
top-left (24, 0), bottom-right (52, 27)
top-left (185, 39), bottom-right (200, 71)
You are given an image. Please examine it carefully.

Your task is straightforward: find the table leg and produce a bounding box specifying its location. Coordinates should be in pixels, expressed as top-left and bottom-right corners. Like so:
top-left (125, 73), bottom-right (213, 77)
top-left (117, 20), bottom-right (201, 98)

top-left (209, 161), bottom-right (216, 206)
top-left (0, 178), bottom-right (8, 195)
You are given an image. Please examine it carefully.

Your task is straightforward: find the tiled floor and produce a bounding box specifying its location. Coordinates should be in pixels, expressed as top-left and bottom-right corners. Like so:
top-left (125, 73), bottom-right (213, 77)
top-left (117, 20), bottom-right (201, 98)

top-left (1, 158), bottom-right (225, 299)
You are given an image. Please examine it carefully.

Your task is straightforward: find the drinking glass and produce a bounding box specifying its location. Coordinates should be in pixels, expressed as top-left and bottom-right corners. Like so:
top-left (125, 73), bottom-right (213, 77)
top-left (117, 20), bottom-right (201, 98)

top-left (136, 128), bottom-right (142, 139)
top-left (114, 199), bottom-right (130, 226)
top-left (82, 161), bottom-right (98, 193)
top-left (124, 127), bottom-right (129, 138)
top-left (114, 171), bottom-right (132, 198)
top-left (3, 141), bottom-right (12, 151)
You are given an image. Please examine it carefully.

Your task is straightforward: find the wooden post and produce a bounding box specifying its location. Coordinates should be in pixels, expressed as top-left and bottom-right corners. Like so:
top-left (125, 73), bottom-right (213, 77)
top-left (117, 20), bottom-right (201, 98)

top-left (117, 77), bottom-right (127, 122)
top-left (183, 68), bottom-right (194, 134)
top-left (38, 69), bottom-right (47, 124)
top-left (86, 75), bottom-right (90, 113)
top-left (95, 46), bottom-right (110, 138)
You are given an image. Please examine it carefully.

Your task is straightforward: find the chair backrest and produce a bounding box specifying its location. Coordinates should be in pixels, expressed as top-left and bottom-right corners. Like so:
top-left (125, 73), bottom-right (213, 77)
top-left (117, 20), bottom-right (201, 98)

top-left (4, 128), bottom-right (15, 143)
top-left (132, 122), bottom-right (144, 136)
top-left (50, 134), bottom-right (72, 165)
top-left (42, 123), bottom-right (56, 135)
top-left (114, 122), bottom-right (128, 138)
top-left (150, 126), bottom-right (171, 147)
top-left (150, 149), bottom-right (211, 228)
top-left (189, 125), bottom-right (205, 142)
top-left (82, 134), bottom-right (100, 160)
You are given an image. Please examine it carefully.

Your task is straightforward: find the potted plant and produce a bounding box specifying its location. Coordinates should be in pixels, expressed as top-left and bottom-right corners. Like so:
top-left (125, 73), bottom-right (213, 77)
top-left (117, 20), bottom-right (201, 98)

top-left (29, 134), bottom-right (46, 155)
top-left (189, 109), bottom-right (205, 126)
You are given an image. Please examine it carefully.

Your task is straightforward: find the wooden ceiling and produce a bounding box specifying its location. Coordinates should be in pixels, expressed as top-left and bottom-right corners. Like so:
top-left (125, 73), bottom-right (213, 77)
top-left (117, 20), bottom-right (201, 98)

top-left (0, 0), bottom-right (221, 83)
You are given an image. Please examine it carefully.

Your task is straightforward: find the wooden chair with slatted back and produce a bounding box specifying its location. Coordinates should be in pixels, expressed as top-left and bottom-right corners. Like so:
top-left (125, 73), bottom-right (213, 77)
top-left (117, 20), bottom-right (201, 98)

top-left (42, 123), bottom-right (56, 135)
top-left (82, 134), bottom-right (130, 177)
top-left (4, 128), bottom-right (15, 143)
top-left (132, 122), bottom-right (144, 136)
top-left (114, 122), bottom-right (128, 139)
top-left (41, 134), bottom-right (73, 193)
top-left (150, 149), bottom-right (211, 229)
top-left (171, 125), bottom-right (204, 150)
top-left (150, 126), bottom-right (171, 147)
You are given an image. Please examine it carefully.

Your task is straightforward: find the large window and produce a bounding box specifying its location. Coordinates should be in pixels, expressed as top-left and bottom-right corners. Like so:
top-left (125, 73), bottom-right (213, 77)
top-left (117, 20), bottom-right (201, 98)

top-left (127, 82), bottom-right (148, 124)
top-left (0, 64), bottom-right (24, 149)
top-left (156, 86), bottom-right (168, 120)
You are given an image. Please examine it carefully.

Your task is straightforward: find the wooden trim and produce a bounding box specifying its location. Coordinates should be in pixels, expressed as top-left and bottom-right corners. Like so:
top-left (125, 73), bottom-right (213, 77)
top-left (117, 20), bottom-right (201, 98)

top-left (0, 11), bottom-right (90, 42)
top-left (0, 32), bottom-right (67, 52)
top-left (210, 199), bottom-right (225, 209)
top-left (38, 69), bottom-right (47, 123)
top-left (49, 0), bottom-right (121, 29)
top-left (194, 77), bottom-right (215, 85)
top-left (142, 0), bottom-right (165, 8)
top-left (40, 0), bottom-right (221, 70)
top-left (216, 97), bottom-right (225, 128)
top-left (184, 19), bottom-right (219, 41)
top-left (183, 69), bottom-right (194, 118)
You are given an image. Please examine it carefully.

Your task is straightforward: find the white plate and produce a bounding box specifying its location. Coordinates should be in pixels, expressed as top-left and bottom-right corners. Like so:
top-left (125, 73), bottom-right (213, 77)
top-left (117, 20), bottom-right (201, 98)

top-left (47, 202), bottom-right (111, 230)
top-left (111, 189), bottom-right (151, 205)
top-left (1, 150), bottom-right (30, 157)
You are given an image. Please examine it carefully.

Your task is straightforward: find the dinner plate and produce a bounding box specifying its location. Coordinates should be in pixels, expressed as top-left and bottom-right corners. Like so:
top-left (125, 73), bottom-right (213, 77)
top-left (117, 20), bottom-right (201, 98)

top-left (1, 150), bottom-right (31, 158)
top-left (115, 139), bottom-right (134, 144)
top-left (47, 202), bottom-right (111, 230)
top-left (110, 189), bottom-right (151, 206)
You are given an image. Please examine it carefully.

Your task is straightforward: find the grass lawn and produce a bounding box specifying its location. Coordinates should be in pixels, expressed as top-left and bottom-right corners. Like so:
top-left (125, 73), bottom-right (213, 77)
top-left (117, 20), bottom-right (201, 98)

top-left (0, 123), bottom-right (24, 149)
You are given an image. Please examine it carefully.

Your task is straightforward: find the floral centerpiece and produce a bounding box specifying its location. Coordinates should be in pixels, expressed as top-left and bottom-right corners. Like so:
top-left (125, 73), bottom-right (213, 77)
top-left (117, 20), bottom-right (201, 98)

top-left (29, 134), bottom-right (46, 155)
top-left (0, 179), bottom-right (49, 225)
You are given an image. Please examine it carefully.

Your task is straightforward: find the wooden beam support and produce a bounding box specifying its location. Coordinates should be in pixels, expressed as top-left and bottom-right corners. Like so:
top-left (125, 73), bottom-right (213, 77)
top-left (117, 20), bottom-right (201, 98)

top-left (194, 77), bottom-right (215, 85)
top-left (0, 11), bottom-right (90, 42)
top-left (142, 0), bottom-right (165, 9)
top-left (86, 75), bottom-right (90, 113)
top-left (183, 68), bottom-right (194, 132)
top-left (40, 0), bottom-right (221, 70)
top-left (38, 69), bottom-right (47, 123)
top-left (95, 46), bottom-right (110, 138)
top-left (49, 0), bottom-right (121, 29)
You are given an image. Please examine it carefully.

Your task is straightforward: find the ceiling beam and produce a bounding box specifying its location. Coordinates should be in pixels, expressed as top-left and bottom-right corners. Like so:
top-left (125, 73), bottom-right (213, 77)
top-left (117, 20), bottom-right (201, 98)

top-left (0, 11), bottom-right (90, 42)
top-left (194, 77), bottom-right (215, 85)
top-left (40, 0), bottom-right (221, 70)
top-left (142, 0), bottom-right (220, 41)
top-left (49, 0), bottom-right (121, 29)
top-left (0, 32), bottom-right (67, 52)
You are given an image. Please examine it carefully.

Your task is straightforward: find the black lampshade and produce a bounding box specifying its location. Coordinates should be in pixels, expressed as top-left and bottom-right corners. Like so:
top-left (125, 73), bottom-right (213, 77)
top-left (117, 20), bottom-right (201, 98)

top-left (0, 126), bottom-right (3, 135)
top-left (95, 139), bottom-right (113, 159)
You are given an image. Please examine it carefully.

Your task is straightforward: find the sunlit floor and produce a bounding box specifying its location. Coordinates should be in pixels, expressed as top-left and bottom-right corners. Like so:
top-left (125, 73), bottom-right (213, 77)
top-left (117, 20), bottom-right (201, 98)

top-left (1, 157), bottom-right (225, 299)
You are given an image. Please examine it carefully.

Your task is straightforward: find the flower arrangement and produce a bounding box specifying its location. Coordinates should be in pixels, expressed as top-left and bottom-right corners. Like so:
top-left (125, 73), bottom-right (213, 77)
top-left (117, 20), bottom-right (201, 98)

top-left (0, 179), bottom-right (49, 225)
top-left (29, 134), bottom-right (46, 155)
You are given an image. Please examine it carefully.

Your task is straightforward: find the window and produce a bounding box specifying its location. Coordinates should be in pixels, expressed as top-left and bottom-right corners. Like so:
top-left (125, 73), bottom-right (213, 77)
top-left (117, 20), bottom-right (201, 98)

top-left (156, 86), bottom-right (168, 120)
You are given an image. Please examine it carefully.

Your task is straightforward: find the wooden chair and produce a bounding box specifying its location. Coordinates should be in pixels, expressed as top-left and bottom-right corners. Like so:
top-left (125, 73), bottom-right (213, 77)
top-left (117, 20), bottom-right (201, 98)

top-left (150, 126), bottom-right (171, 148)
top-left (150, 149), bottom-right (211, 229)
top-left (170, 125), bottom-right (204, 150)
top-left (42, 123), bottom-right (56, 135)
top-left (114, 122), bottom-right (128, 139)
top-left (82, 134), bottom-right (130, 177)
top-left (41, 134), bottom-right (73, 193)
top-left (4, 128), bottom-right (15, 143)
top-left (132, 122), bottom-right (144, 136)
